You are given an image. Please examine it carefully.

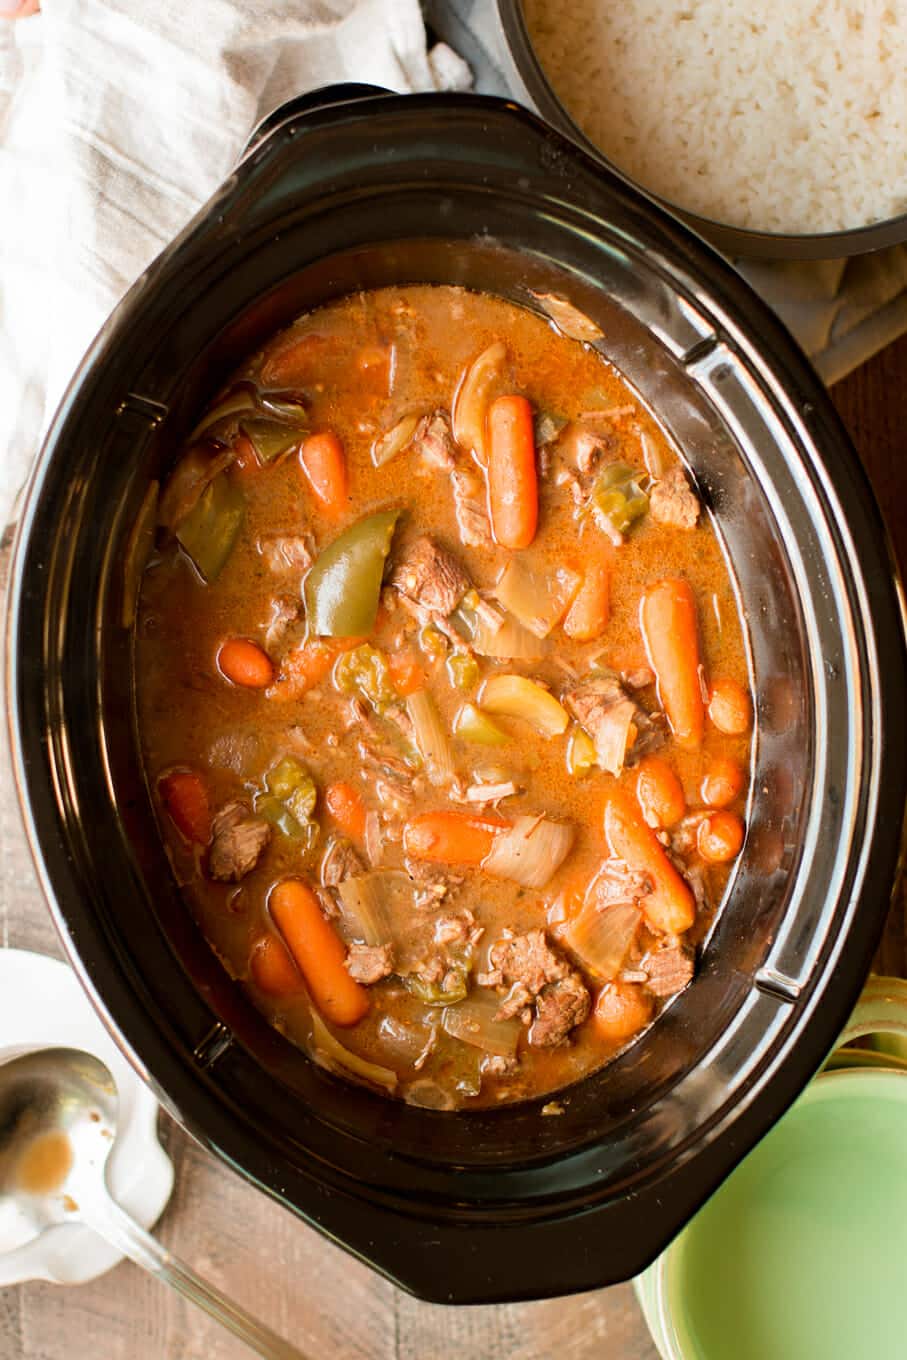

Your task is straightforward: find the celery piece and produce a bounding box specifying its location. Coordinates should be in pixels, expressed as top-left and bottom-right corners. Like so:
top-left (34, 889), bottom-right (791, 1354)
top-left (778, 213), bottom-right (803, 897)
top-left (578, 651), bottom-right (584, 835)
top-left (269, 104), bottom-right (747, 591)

top-left (588, 461), bottom-right (650, 538)
top-left (446, 651), bottom-right (480, 692)
top-left (406, 964), bottom-right (469, 1008)
top-left (175, 472), bottom-right (244, 583)
top-left (334, 643), bottom-right (396, 712)
top-left (266, 756), bottom-right (310, 800)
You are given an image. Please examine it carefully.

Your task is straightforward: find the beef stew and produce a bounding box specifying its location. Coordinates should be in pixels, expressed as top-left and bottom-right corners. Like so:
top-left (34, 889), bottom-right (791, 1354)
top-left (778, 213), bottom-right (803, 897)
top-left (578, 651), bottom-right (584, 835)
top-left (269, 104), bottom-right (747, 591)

top-left (135, 284), bottom-right (751, 1110)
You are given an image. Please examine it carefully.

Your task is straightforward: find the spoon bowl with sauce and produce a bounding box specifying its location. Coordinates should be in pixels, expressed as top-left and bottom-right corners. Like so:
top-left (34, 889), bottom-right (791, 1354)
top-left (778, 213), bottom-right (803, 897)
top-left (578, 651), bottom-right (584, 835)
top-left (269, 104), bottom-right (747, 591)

top-left (0, 1048), bottom-right (304, 1359)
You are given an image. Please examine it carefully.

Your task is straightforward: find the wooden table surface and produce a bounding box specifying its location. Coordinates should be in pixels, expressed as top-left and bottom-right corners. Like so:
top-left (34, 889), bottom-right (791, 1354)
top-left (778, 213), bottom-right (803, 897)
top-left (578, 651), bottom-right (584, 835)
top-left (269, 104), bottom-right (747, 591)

top-left (0, 335), bottom-right (905, 1359)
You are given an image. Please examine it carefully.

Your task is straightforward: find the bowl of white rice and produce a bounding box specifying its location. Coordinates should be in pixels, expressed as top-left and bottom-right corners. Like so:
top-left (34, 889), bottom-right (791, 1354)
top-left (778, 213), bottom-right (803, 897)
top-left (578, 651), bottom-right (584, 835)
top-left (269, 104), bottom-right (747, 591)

top-left (499, 0), bottom-right (907, 258)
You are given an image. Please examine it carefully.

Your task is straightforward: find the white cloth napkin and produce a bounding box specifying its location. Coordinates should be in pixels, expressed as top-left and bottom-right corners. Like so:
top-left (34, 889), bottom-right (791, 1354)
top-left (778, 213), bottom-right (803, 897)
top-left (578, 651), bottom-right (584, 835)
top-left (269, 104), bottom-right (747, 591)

top-left (0, 0), bottom-right (470, 530)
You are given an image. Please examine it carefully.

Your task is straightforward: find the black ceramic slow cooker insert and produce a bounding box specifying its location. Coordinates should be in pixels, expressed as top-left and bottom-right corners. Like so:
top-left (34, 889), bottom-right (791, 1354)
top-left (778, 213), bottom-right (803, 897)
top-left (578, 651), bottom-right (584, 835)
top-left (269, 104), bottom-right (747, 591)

top-left (7, 89), bottom-right (907, 1303)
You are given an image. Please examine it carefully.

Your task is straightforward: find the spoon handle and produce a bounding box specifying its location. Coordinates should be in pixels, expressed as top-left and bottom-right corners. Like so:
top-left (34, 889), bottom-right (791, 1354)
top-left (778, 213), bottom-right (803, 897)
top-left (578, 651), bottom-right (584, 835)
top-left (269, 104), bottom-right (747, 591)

top-left (80, 1193), bottom-right (306, 1360)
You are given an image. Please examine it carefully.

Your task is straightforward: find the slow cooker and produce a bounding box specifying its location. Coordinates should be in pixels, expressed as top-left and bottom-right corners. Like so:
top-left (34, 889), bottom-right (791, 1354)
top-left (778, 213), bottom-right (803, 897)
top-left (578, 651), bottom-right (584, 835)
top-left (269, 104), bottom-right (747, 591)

top-left (7, 87), bottom-right (907, 1303)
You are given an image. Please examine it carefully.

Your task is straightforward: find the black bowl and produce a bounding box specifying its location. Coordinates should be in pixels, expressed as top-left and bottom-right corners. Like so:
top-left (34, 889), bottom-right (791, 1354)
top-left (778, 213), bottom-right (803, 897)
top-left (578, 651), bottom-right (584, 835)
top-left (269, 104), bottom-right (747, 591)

top-left (7, 89), bottom-right (907, 1303)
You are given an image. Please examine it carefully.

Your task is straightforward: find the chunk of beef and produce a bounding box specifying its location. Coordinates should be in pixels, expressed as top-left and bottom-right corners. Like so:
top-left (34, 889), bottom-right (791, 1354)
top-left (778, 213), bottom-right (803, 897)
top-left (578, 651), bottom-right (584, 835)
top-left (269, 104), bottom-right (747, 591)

top-left (264, 594), bottom-right (301, 650)
top-left (558, 423), bottom-right (613, 480)
top-left (650, 466), bottom-right (700, 530)
top-left (487, 929), bottom-right (590, 1044)
top-left (412, 411), bottom-right (457, 471)
top-left (644, 944), bottom-right (695, 998)
top-left (208, 801), bottom-right (270, 881)
top-left (405, 858), bottom-right (462, 910)
top-left (489, 929), bottom-right (570, 995)
top-left (564, 674), bottom-right (663, 774)
top-left (259, 534), bottom-right (314, 574)
top-left (530, 974), bottom-right (591, 1048)
top-left (451, 467), bottom-right (492, 547)
top-left (389, 536), bottom-right (470, 618)
top-left (345, 942), bottom-right (394, 985)
top-left (320, 837), bottom-right (366, 888)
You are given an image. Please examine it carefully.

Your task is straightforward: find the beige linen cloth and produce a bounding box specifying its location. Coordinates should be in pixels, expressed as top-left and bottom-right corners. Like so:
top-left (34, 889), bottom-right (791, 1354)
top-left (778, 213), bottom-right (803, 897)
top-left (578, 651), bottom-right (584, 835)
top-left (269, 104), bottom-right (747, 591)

top-left (0, 0), bottom-right (470, 530)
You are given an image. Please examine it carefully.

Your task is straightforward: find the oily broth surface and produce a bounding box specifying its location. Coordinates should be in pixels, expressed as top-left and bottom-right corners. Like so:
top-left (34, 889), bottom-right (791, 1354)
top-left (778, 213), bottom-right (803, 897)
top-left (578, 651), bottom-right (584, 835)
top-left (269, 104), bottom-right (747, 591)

top-left (137, 284), bottom-right (749, 1108)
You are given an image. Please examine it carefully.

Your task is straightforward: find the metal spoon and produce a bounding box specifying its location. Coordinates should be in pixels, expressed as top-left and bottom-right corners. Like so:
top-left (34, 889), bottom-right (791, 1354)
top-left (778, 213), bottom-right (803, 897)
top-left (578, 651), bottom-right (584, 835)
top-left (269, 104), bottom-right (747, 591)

top-left (0, 1047), bottom-right (304, 1359)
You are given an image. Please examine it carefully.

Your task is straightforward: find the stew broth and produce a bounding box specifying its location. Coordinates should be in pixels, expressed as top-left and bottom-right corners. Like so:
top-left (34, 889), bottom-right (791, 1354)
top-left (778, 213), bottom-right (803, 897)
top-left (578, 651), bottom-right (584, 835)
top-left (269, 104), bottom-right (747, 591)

top-left (135, 284), bottom-right (751, 1110)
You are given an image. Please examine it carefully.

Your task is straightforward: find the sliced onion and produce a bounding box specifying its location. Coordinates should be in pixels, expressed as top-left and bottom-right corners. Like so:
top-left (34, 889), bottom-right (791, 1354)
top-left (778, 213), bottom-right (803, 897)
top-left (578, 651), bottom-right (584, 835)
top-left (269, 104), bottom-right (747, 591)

top-left (442, 993), bottom-right (521, 1058)
top-left (309, 1011), bottom-right (396, 1093)
top-left (494, 559), bottom-right (581, 638)
top-left (378, 1016), bottom-right (434, 1067)
top-left (564, 900), bottom-right (641, 981)
top-left (481, 814), bottom-right (574, 889)
top-left (451, 341), bottom-right (506, 463)
top-left (589, 698), bottom-right (639, 776)
top-left (406, 690), bottom-right (455, 783)
top-left (335, 872), bottom-right (414, 950)
top-left (473, 610), bottom-right (547, 662)
top-left (479, 674), bottom-right (569, 738)
top-left (371, 413), bottom-right (421, 467)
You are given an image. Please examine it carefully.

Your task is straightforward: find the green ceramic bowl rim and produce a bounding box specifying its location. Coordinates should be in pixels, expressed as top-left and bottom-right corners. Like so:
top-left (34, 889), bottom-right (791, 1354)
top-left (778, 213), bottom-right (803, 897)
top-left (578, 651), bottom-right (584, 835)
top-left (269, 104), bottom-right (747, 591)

top-left (649, 1064), bottom-right (907, 1359)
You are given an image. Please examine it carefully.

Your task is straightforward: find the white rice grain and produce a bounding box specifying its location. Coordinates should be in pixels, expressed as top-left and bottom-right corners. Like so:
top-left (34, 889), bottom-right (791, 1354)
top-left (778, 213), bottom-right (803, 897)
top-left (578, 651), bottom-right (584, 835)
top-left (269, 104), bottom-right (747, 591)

top-left (522, 0), bottom-right (907, 234)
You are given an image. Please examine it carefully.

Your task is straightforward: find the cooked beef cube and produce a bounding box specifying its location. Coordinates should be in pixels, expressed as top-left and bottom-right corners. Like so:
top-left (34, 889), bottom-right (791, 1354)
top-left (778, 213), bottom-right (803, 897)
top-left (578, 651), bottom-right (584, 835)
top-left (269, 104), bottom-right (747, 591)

top-left (320, 836), bottom-right (366, 888)
top-left (412, 411), bottom-right (457, 471)
top-left (644, 944), bottom-right (695, 998)
top-left (564, 674), bottom-right (663, 773)
top-left (208, 801), bottom-right (270, 881)
top-left (622, 666), bottom-right (655, 690)
top-left (650, 466), bottom-right (700, 530)
top-left (558, 422), bottom-right (611, 479)
top-left (490, 928), bottom-right (569, 995)
top-left (488, 929), bottom-right (590, 1042)
top-left (259, 534), bottom-right (314, 574)
top-left (530, 974), bottom-right (591, 1048)
top-left (451, 467), bottom-right (492, 547)
top-left (264, 594), bottom-right (301, 650)
top-left (345, 942), bottom-right (395, 985)
top-left (390, 536), bottom-right (470, 618)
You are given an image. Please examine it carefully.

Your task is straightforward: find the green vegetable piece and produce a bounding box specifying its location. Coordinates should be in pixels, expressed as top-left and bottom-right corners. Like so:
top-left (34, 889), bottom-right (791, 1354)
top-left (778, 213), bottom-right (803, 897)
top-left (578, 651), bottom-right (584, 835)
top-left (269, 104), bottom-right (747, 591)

top-left (446, 651), bottom-right (480, 692)
top-left (266, 756), bottom-right (310, 801)
top-left (240, 417), bottom-right (306, 464)
top-left (255, 794), bottom-right (320, 859)
top-left (405, 964), bottom-right (469, 1008)
top-left (588, 461), bottom-right (650, 538)
top-left (188, 389), bottom-right (257, 443)
top-left (286, 777), bottom-right (317, 823)
top-left (534, 410), bottom-right (566, 446)
top-left (334, 644), bottom-right (396, 712)
top-left (305, 510), bottom-right (399, 638)
top-left (453, 702), bottom-right (508, 746)
top-left (566, 726), bottom-right (597, 777)
top-left (175, 471), bottom-right (244, 583)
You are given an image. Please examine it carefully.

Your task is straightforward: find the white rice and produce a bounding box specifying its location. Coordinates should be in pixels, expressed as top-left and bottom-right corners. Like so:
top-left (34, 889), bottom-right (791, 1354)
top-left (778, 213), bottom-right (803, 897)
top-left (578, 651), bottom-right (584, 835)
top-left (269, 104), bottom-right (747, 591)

top-left (522, 0), bottom-right (907, 234)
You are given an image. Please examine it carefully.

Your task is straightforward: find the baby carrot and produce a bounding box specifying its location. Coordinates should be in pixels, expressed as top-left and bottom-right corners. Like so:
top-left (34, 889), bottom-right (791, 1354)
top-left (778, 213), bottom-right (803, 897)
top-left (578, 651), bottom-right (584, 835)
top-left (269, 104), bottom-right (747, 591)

top-left (636, 755), bottom-right (686, 829)
top-left (387, 648), bottom-right (426, 697)
top-left (266, 638), bottom-right (360, 702)
top-left (249, 933), bottom-right (304, 998)
top-left (269, 879), bottom-right (369, 1027)
top-left (403, 810), bottom-right (509, 865)
top-left (299, 431), bottom-right (348, 521)
top-left (217, 637), bottom-right (274, 689)
top-left (487, 395), bottom-right (538, 549)
top-left (594, 982), bottom-right (653, 1043)
top-left (324, 781), bottom-right (367, 841)
top-left (158, 769), bottom-right (211, 845)
top-left (707, 677), bottom-right (752, 736)
top-left (563, 554), bottom-right (611, 641)
top-left (701, 755), bottom-right (745, 808)
top-left (640, 577), bottom-right (704, 749)
top-left (603, 787), bottom-right (696, 934)
top-left (698, 811), bottom-right (745, 864)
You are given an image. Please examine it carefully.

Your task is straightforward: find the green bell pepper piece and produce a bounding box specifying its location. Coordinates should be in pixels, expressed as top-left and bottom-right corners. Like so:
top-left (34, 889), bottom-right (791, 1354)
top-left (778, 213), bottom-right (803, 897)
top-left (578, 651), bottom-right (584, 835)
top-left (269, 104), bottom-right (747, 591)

top-left (175, 472), bottom-right (244, 583)
top-left (240, 417), bottom-right (307, 464)
top-left (588, 461), bottom-right (650, 538)
top-left (305, 510), bottom-right (399, 638)
top-left (333, 644), bottom-right (396, 712)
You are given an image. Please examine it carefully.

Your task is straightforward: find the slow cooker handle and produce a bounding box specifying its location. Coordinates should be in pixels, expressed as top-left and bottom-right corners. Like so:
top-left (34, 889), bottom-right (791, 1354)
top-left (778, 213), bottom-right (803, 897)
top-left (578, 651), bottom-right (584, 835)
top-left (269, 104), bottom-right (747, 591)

top-left (242, 83), bottom-right (393, 160)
